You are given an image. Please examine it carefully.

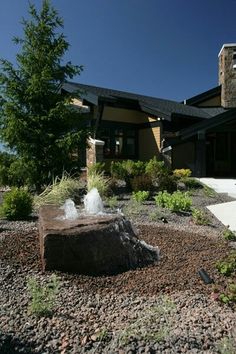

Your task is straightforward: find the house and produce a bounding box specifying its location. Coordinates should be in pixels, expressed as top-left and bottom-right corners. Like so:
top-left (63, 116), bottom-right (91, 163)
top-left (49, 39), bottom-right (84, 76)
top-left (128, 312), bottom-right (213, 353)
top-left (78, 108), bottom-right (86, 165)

top-left (62, 43), bottom-right (236, 177)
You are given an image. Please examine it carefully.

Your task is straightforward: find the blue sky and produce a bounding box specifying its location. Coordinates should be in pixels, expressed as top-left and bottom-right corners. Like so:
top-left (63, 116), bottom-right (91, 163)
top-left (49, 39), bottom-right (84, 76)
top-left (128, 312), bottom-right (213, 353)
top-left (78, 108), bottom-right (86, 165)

top-left (1, 0), bottom-right (236, 101)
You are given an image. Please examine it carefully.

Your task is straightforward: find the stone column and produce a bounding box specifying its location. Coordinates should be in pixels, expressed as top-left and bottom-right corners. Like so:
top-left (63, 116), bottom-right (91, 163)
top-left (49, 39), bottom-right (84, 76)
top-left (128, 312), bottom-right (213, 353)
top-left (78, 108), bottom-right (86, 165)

top-left (86, 137), bottom-right (105, 169)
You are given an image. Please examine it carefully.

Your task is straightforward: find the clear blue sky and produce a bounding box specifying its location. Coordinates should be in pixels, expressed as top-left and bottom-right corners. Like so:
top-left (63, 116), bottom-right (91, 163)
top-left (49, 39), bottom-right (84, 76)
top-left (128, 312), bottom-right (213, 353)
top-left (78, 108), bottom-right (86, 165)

top-left (1, 0), bottom-right (236, 101)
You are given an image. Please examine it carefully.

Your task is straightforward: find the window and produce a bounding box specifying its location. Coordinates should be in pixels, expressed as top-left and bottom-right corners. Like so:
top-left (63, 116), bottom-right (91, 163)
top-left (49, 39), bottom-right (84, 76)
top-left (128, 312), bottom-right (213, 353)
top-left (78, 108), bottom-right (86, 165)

top-left (98, 125), bottom-right (137, 158)
top-left (233, 51), bottom-right (236, 69)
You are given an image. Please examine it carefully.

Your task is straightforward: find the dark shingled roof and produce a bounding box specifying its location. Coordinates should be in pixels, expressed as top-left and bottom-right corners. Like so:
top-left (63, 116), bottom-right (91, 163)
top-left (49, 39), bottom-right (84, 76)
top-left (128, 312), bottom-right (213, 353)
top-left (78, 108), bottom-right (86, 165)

top-left (63, 82), bottom-right (226, 121)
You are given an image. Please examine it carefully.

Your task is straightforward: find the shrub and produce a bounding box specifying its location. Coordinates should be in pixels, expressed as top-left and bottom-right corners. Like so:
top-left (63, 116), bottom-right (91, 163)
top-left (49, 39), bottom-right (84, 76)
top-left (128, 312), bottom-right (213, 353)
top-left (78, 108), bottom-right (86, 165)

top-left (145, 156), bottom-right (165, 180)
top-left (223, 228), bottom-right (236, 241)
top-left (192, 208), bottom-right (210, 225)
top-left (87, 171), bottom-right (111, 197)
top-left (87, 162), bottom-right (105, 177)
top-left (158, 174), bottom-right (177, 193)
top-left (27, 275), bottom-right (60, 317)
top-left (132, 191), bottom-right (149, 203)
top-left (154, 191), bottom-right (192, 212)
top-left (34, 174), bottom-right (82, 208)
top-left (1, 187), bottom-right (33, 220)
top-left (110, 160), bottom-right (146, 189)
top-left (182, 177), bottom-right (202, 190)
top-left (173, 169), bottom-right (192, 179)
top-left (130, 174), bottom-right (153, 192)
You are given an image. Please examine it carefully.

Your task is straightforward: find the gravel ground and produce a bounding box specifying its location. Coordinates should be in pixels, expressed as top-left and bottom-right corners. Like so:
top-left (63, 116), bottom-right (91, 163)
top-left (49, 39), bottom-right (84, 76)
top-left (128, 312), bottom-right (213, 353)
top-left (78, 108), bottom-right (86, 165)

top-left (1, 189), bottom-right (236, 353)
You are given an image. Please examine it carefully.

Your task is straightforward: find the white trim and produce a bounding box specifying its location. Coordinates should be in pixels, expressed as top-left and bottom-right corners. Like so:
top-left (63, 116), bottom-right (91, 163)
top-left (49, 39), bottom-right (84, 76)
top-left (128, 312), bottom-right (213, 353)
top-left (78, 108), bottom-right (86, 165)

top-left (88, 137), bottom-right (105, 146)
top-left (218, 43), bottom-right (236, 57)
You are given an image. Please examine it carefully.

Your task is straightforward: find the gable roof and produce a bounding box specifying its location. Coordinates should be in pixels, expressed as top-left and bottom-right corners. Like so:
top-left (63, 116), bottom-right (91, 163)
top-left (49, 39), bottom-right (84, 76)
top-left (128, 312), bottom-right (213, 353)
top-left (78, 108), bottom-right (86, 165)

top-left (177, 108), bottom-right (236, 140)
top-left (183, 86), bottom-right (221, 106)
top-left (63, 82), bottom-right (225, 121)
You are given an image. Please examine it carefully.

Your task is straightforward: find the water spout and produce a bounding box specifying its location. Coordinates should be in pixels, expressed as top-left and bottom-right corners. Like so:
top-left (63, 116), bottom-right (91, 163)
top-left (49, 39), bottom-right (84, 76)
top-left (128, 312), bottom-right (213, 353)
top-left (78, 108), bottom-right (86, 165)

top-left (60, 199), bottom-right (79, 220)
top-left (84, 188), bottom-right (104, 215)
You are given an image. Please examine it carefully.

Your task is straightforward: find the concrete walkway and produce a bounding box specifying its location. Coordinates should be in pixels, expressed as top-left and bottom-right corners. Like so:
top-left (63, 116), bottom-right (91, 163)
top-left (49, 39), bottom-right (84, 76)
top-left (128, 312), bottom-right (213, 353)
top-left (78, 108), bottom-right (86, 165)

top-left (198, 178), bottom-right (236, 232)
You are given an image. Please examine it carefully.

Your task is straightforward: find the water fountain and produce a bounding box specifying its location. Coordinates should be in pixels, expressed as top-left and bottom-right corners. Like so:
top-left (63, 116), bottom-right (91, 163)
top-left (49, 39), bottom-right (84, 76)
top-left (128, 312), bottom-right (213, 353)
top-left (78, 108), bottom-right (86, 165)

top-left (39, 188), bottom-right (159, 275)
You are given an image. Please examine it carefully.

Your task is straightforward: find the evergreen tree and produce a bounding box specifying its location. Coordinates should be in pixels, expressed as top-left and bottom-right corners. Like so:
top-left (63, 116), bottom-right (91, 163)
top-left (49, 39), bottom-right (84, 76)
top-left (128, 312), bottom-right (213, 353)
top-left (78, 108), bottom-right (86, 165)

top-left (0, 0), bottom-right (87, 189)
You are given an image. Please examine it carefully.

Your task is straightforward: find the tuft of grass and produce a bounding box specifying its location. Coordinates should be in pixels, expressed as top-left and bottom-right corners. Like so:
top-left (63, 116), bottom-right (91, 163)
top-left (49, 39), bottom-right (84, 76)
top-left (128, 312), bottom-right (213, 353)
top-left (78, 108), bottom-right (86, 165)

top-left (105, 195), bottom-right (119, 209)
top-left (223, 228), bottom-right (236, 241)
top-left (203, 185), bottom-right (217, 198)
top-left (87, 172), bottom-right (111, 198)
top-left (217, 336), bottom-right (236, 354)
top-left (34, 173), bottom-right (82, 208)
top-left (27, 275), bottom-right (60, 317)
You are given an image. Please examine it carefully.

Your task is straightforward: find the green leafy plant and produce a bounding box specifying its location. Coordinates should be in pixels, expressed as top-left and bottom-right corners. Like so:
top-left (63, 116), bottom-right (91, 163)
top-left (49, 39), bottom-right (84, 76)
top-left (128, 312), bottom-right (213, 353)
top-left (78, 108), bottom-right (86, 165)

top-left (154, 191), bottom-right (192, 212)
top-left (216, 253), bottom-right (236, 276)
top-left (132, 190), bottom-right (149, 203)
top-left (223, 228), bottom-right (236, 241)
top-left (1, 187), bottom-right (33, 220)
top-left (27, 275), bottom-right (60, 317)
top-left (145, 156), bottom-right (165, 180)
top-left (192, 208), bottom-right (210, 225)
top-left (34, 173), bottom-right (82, 208)
top-left (219, 282), bottom-right (236, 305)
top-left (173, 168), bottom-right (192, 179)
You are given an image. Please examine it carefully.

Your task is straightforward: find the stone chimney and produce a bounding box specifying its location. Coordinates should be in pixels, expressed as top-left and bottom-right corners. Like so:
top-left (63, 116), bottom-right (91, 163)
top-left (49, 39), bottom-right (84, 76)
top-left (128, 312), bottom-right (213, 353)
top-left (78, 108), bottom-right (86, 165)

top-left (219, 43), bottom-right (236, 108)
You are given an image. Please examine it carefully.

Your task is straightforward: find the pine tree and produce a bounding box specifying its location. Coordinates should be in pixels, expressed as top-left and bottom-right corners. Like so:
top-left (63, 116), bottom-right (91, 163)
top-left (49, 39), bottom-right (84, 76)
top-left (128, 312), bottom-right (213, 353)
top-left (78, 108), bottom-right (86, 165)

top-left (0, 0), bottom-right (87, 189)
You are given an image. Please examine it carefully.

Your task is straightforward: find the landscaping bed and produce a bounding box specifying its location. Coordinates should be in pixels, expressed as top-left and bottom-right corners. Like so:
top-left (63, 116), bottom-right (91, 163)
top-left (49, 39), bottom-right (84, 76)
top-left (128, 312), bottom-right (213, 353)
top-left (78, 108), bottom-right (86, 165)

top-left (0, 188), bottom-right (236, 353)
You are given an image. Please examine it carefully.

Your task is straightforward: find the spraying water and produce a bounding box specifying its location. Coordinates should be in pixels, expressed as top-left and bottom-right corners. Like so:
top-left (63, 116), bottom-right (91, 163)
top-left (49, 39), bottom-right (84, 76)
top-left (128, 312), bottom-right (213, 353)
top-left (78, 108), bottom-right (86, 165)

top-left (61, 199), bottom-right (79, 220)
top-left (84, 188), bottom-right (104, 215)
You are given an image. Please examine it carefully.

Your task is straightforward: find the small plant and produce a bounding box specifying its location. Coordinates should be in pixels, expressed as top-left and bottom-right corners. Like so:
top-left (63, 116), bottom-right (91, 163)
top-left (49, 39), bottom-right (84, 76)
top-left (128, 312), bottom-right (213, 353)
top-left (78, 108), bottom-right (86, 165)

top-left (203, 185), bottom-right (217, 198)
top-left (154, 191), bottom-right (192, 212)
top-left (145, 156), bottom-right (165, 180)
top-left (1, 187), bottom-right (33, 220)
top-left (219, 282), bottom-right (236, 305)
top-left (27, 275), bottom-right (60, 317)
top-left (173, 168), bottom-right (192, 179)
top-left (149, 209), bottom-right (169, 222)
top-left (132, 190), bottom-right (149, 203)
top-left (182, 177), bottom-right (202, 190)
top-left (192, 208), bottom-right (210, 225)
top-left (105, 195), bottom-right (119, 209)
top-left (223, 228), bottom-right (236, 241)
top-left (110, 160), bottom-right (146, 189)
top-left (87, 171), bottom-right (111, 197)
top-left (34, 173), bottom-right (82, 208)
top-left (217, 336), bottom-right (236, 354)
top-left (216, 253), bottom-right (236, 276)
top-left (96, 328), bottom-right (109, 342)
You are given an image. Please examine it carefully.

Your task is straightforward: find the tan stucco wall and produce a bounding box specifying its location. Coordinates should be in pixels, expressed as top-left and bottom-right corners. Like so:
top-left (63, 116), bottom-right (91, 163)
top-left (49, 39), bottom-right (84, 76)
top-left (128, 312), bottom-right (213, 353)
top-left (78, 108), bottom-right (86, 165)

top-left (139, 126), bottom-right (161, 161)
top-left (197, 95), bottom-right (221, 107)
top-left (102, 106), bottom-right (150, 124)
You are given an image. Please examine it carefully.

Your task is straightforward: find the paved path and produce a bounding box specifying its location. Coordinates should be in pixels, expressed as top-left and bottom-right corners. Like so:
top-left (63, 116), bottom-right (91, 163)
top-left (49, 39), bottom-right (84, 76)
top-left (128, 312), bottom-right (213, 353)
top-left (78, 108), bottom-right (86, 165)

top-left (198, 178), bottom-right (236, 232)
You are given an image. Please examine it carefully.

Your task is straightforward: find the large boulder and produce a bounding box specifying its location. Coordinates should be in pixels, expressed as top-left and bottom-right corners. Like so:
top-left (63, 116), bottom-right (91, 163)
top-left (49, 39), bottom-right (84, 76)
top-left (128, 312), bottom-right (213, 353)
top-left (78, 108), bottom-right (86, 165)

top-left (38, 205), bottom-right (159, 275)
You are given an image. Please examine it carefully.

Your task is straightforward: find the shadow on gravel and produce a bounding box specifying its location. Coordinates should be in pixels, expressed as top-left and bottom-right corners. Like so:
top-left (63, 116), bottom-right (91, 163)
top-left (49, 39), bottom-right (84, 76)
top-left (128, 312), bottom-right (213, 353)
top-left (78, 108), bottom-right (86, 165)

top-left (0, 333), bottom-right (34, 354)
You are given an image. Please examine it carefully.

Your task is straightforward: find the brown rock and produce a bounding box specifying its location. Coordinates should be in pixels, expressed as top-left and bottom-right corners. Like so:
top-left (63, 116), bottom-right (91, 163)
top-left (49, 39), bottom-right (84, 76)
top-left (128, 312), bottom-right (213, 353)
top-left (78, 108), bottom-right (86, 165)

top-left (38, 205), bottom-right (159, 275)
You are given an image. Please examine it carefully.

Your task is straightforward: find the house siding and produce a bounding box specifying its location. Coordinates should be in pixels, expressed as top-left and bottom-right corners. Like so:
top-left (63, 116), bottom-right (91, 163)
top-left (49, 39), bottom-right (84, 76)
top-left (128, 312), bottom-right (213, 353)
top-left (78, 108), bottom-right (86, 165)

top-left (102, 107), bottom-right (148, 124)
top-left (139, 126), bottom-right (161, 161)
top-left (197, 95), bottom-right (221, 107)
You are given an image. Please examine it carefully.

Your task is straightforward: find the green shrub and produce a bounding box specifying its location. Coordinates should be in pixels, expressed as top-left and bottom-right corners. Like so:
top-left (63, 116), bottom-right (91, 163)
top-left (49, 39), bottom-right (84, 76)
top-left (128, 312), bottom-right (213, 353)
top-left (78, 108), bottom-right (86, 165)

top-left (34, 174), bottom-right (82, 208)
top-left (192, 208), bottom-right (210, 225)
top-left (173, 169), bottom-right (192, 179)
top-left (145, 156), bottom-right (165, 180)
top-left (158, 174), bottom-right (177, 193)
top-left (223, 228), bottom-right (236, 241)
top-left (27, 275), bottom-right (60, 317)
top-left (130, 174), bottom-right (153, 192)
top-left (87, 162), bottom-right (105, 177)
top-left (1, 187), bottom-right (33, 220)
top-left (110, 160), bottom-right (146, 189)
top-left (182, 177), bottom-right (202, 190)
top-left (87, 171), bottom-right (111, 197)
top-left (154, 191), bottom-right (192, 212)
top-left (132, 191), bottom-right (150, 203)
